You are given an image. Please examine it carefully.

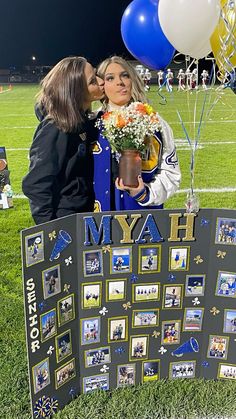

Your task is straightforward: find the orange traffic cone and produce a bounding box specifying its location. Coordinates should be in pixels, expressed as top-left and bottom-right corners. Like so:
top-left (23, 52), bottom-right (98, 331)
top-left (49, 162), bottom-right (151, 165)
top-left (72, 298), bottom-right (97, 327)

top-left (0, 86), bottom-right (2, 93)
top-left (9, 84), bottom-right (12, 90)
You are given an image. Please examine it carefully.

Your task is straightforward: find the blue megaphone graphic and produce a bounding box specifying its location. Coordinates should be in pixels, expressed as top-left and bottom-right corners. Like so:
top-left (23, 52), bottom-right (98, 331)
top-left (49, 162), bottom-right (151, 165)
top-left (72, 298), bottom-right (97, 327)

top-left (49, 230), bottom-right (72, 261)
top-left (171, 337), bottom-right (199, 357)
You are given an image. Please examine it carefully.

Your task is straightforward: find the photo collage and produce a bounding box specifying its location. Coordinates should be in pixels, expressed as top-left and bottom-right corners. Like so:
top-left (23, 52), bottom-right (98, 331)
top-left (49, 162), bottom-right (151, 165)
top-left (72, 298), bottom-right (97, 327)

top-left (22, 211), bottom-right (236, 416)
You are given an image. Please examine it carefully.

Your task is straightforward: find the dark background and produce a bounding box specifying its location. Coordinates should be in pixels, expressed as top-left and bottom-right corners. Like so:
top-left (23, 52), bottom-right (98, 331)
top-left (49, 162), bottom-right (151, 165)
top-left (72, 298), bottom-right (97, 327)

top-left (0, 0), bottom-right (132, 68)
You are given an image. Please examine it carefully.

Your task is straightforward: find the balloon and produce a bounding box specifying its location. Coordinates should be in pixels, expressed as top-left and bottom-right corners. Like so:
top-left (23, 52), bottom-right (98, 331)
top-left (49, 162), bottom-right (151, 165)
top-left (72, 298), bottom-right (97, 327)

top-left (210, 0), bottom-right (236, 72)
top-left (189, 39), bottom-right (212, 60)
top-left (121, 0), bottom-right (175, 70)
top-left (158, 0), bottom-right (220, 59)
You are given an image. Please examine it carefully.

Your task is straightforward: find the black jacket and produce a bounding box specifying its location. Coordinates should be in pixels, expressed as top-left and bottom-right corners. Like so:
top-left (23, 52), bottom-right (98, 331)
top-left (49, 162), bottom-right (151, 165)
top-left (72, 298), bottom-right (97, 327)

top-left (22, 115), bottom-right (97, 225)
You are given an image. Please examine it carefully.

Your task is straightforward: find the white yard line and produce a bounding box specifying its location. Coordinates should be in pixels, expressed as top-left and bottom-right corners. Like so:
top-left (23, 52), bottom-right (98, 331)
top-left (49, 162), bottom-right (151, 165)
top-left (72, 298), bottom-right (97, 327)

top-left (6, 148), bottom-right (30, 151)
top-left (0, 126), bottom-right (35, 129)
top-left (14, 187), bottom-right (236, 199)
top-left (6, 140), bottom-right (236, 152)
top-left (177, 187), bottom-right (236, 193)
top-left (0, 114), bottom-right (34, 117)
top-left (0, 120), bottom-right (236, 130)
top-left (170, 119), bottom-right (236, 125)
top-left (174, 139), bottom-right (236, 144)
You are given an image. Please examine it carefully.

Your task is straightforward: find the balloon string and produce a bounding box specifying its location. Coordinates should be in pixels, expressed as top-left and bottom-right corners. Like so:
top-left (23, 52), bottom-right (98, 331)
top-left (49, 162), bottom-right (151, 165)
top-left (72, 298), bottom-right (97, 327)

top-left (157, 80), bottom-right (167, 105)
top-left (216, 1), bottom-right (236, 81)
top-left (176, 109), bottom-right (196, 195)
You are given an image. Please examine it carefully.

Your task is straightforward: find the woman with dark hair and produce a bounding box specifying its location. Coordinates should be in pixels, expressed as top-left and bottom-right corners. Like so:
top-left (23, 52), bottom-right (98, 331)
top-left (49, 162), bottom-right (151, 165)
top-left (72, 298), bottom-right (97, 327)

top-left (93, 56), bottom-right (181, 211)
top-left (22, 56), bottom-right (103, 224)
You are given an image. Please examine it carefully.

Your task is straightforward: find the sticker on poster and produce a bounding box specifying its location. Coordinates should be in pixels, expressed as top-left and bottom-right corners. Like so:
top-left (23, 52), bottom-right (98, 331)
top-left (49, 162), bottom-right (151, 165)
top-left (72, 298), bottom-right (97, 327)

top-left (84, 346), bottom-right (111, 368)
top-left (169, 360), bottom-right (196, 379)
top-left (161, 320), bottom-right (181, 345)
top-left (138, 245), bottom-right (161, 274)
top-left (81, 281), bottom-right (102, 309)
top-left (55, 358), bottom-right (76, 389)
top-left (83, 250), bottom-right (103, 277)
top-left (117, 364), bottom-right (136, 387)
top-left (132, 282), bottom-right (160, 303)
top-left (142, 359), bottom-right (160, 383)
top-left (106, 278), bottom-right (127, 302)
top-left (40, 308), bottom-right (57, 343)
top-left (42, 265), bottom-right (61, 300)
top-left (129, 335), bottom-right (149, 361)
top-left (55, 329), bottom-right (72, 363)
top-left (169, 246), bottom-right (190, 271)
top-left (83, 373), bottom-right (109, 393)
top-left (215, 271), bottom-right (236, 297)
top-left (162, 285), bottom-right (183, 309)
top-left (132, 309), bottom-right (159, 328)
top-left (223, 309), bottom-right (236, 334)
top-left (57, 294), bottom-right (75, 327)
top-left (110, 247), bottom-right (132, 274)
top-left (32, 358), bottom-right (50, 394)
top-left (215, 217), bottom-right (236, 245)
top-left (185, 274), bottom-right (205, 297)
top-left (81, 317), bottom-right (101, 345)
top-left (218, 363), bottom-right (236, 380)
top-left (183, 308), bottom-right (204, 332)
top-left (108, 316), bottom-right (128, 343)
top-left (25, 232), bottom-right (44, 267)
top-left (207, 335), bottom-right (229, 360)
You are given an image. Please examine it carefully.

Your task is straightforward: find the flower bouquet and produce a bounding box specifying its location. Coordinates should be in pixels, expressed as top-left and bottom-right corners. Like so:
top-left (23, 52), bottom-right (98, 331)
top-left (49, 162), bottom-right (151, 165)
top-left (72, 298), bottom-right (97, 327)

top-left (96, 102), bottom-right (161, 187)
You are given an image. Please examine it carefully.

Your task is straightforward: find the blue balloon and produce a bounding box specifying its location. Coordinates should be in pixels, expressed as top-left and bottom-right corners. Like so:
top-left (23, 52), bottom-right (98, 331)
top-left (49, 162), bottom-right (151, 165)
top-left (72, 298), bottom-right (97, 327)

top-left (121, 0), bottom-right (175, 70)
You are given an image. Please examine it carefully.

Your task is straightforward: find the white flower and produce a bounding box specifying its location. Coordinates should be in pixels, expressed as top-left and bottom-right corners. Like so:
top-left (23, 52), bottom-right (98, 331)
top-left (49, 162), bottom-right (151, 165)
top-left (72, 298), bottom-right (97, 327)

top-left (192, 297), bottom-right (200, 305)
top-left (99, 307), bottom-right (108, 316)
top-left (158, 346), bottom-right (167, 355)
top-left (95, 102), bottom-right (162, 152)
top-left (47, 346), bottom-right (54, 355)
top-left (100, 365), bottom-right (109, 373)
top-left (65, 256), bottom-right (73, 266)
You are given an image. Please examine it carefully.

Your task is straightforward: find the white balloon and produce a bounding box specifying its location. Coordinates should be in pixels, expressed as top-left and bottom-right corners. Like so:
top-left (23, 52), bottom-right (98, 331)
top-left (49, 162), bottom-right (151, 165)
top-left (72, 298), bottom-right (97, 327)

top-left (158, 0), bottom-right (220, 59)
top-left (189, 39), bottom-right (212, 59)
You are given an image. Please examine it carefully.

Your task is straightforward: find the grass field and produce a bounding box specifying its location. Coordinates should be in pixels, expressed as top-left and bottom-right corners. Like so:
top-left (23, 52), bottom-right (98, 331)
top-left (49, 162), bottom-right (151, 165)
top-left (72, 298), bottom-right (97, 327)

top-left (0, 84), bottom-right (236, 419)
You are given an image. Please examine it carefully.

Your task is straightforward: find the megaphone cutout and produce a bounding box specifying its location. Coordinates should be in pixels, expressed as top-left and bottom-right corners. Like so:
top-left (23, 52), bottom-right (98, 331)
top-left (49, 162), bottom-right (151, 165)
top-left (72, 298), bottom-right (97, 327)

top-left (171, 337), bottom-right (199, 357)
top-left (49, 230), bottom-right (72, 261)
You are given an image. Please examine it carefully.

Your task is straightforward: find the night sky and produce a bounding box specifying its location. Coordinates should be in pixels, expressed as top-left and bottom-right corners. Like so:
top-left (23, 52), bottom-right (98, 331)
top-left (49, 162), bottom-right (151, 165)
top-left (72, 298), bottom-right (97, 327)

top-left (0, 0), bottom-right (132, 68)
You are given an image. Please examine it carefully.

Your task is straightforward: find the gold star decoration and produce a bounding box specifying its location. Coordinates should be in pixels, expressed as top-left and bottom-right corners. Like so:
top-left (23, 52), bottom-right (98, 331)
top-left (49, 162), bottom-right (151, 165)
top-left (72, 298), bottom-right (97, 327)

top-left (102, 245), bottom-right (111, 253)
top-left (123, 301), bottom-right (132, 310)
top-left (152, 331), bottom-right (160, 338)
top-left (194, 255), bottom-right (203, 264)
top-left (48, 230), bottom-right (56, 241)
top-left (217, 250), bottom-right (226, 259)
top-left (210, 306), bottom-right (220, 316)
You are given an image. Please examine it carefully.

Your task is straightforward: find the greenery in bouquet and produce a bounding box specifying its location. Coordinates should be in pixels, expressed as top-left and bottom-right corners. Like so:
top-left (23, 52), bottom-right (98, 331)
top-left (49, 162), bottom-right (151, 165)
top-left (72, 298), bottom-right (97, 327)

top-left (95, 102), bottom-right (162, 153)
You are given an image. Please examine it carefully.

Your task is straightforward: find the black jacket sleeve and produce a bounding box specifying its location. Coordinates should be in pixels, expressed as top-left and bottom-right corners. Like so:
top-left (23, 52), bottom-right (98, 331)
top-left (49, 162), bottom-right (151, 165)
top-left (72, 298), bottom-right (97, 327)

top-left (22, 120), bottom-right (68, 224)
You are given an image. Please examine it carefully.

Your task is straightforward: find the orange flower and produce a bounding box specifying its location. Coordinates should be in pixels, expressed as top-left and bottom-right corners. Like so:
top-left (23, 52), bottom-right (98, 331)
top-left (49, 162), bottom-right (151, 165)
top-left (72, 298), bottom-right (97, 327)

top-left (102, 111), bottom-right (112, 120)
top-left (135, 103), bottom-right (147, 114)
top-left (116, 114), bottom-right (127, 128)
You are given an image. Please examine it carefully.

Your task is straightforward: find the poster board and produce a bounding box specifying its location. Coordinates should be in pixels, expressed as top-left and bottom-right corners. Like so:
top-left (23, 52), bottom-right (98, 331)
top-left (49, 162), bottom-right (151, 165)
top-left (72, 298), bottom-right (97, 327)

top-left (21, 209), bottom-right (236, 418)
top-left (0, 146), bottom-right (13, 209)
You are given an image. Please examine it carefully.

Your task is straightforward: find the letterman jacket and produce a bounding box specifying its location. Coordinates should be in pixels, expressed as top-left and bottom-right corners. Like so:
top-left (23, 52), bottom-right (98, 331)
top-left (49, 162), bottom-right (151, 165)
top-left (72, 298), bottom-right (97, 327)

top-left (92, 114), bottom-right (181, 212)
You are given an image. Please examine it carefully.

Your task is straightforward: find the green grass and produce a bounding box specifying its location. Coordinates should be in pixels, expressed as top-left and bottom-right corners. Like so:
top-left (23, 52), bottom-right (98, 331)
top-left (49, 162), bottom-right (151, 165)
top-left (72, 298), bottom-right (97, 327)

top-left (0, 84), bottom-right (236, 418)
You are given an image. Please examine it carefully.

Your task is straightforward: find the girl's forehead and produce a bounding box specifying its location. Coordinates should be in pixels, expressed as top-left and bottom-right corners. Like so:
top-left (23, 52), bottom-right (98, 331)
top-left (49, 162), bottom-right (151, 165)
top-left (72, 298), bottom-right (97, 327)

top-left (105, 63), bottom-right (126, 74)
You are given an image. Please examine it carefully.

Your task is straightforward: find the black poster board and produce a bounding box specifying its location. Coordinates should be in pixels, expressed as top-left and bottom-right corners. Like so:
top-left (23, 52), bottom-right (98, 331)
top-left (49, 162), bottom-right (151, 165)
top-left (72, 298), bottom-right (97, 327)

top-left (21, 209), bottom-right (236, 418)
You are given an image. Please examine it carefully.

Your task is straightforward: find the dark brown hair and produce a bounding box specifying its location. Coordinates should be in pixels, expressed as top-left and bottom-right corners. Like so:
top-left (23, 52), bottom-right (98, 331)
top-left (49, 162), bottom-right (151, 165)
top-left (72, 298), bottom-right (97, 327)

top-left (37, 56), bottom-right (89, 133)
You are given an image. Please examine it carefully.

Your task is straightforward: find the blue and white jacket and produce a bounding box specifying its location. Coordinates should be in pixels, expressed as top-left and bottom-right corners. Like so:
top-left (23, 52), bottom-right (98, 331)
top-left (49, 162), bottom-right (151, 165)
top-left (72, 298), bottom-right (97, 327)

top-left (92, 114), bottom-right (181, 212)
